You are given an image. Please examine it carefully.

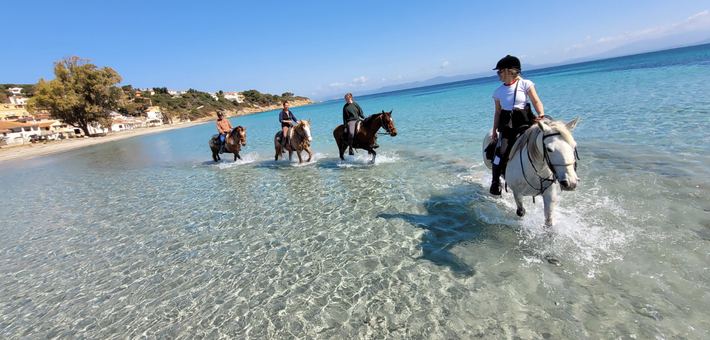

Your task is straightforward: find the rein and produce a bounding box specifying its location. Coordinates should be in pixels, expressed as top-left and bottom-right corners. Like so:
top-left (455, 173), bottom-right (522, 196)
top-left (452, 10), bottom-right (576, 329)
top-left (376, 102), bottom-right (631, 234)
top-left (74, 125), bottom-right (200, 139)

top-left (372, 114), bottom-right (394, 136)
top-left (519, 132), bottom-right (579, 197)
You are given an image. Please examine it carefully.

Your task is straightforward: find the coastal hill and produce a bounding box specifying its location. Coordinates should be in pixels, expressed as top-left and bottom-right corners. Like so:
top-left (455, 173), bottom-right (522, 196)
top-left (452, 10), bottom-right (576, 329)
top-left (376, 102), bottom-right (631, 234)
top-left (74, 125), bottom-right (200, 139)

top-left (228, 98), bottom-right (314, 117)
top-left (2, 84), bottom-right (314, 121)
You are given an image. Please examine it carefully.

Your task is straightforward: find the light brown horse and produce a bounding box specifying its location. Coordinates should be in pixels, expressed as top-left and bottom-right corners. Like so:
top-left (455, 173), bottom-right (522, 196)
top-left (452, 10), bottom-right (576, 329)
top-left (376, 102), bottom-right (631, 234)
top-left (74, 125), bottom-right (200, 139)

top-left (209, 126), bottom-right (247, 162)
top-left (274, 119), bottom-right (313, 163)
top-left (333, 110), bottom-right (397, 163)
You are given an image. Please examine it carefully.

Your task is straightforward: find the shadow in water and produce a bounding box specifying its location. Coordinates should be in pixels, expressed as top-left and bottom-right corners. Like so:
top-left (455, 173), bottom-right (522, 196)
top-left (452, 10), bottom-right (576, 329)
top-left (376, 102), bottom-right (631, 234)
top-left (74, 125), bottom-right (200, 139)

top-left (378, 191), bottom-right (487, 276)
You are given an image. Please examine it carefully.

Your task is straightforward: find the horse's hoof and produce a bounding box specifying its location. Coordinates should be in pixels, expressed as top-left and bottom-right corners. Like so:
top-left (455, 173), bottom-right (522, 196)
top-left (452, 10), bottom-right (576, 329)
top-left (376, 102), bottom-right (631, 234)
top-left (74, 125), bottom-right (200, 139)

top-left (545, 256), bottom-right (561, 266)
top-left (516, 208), bottom-right (526, 217)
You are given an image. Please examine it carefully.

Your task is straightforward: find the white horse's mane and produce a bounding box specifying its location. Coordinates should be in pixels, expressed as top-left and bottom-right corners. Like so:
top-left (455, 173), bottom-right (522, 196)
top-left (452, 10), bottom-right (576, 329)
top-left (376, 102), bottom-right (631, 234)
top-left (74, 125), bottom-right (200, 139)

top-left (509, 120), bottom-right (576, 163)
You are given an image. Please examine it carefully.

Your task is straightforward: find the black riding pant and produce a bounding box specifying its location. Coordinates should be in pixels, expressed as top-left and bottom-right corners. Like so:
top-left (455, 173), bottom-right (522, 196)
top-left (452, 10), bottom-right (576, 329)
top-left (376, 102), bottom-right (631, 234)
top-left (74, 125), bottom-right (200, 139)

top-left (494, 108), bottom-right (536, 166)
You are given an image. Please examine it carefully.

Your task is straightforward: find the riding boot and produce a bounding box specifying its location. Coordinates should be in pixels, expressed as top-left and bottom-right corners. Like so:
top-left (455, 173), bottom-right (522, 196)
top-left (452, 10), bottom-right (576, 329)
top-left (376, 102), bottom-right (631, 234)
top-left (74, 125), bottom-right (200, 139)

top-left (219, 142), bottom-right (225, 154)
top-left (348, 135), bottom-right (355, 155)
top-left (489, 164), bottom-right (503, 195)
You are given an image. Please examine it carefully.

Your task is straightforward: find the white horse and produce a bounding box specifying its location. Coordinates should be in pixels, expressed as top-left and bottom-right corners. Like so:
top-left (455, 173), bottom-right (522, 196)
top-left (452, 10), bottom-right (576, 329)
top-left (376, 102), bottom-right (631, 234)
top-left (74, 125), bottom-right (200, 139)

top-left (482, 117), bottom-right (580, 227)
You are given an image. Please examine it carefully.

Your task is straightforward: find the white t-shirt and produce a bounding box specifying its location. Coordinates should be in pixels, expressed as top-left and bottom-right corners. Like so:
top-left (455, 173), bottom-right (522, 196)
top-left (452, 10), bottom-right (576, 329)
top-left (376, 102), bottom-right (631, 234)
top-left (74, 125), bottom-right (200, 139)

top-left (492, 79), bottom-right (534, 110)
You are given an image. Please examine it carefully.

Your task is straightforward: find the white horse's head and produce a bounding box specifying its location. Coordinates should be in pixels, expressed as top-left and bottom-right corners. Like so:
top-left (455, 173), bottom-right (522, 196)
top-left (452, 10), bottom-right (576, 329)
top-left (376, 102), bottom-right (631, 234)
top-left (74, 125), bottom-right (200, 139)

top-left (298, 119), bottom-right (313, 142)
top-left (537, 117), bottom-right (580, 191)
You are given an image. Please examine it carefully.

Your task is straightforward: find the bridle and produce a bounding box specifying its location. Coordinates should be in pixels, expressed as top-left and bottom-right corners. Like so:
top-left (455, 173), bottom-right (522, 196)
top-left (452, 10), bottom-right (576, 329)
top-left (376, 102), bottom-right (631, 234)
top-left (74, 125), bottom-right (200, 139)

top-left (230, 128), bottom-right (245, 145)
top-left (292, 122), bottom-right (310, 145)
top-left (519, 132), bottom-right (580, 196)
top-left (376, 114), bottom-right (395, 136)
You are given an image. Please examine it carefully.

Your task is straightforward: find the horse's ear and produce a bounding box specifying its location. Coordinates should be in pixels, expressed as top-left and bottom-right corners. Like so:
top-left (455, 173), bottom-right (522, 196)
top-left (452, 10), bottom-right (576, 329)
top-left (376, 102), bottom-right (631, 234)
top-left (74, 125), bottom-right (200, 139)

top-left (307, 118), bottom-right (311, 123)
top-left (566, 116), bottom-right (580, 131)
top-left (388, 110), bottom-right (392, 115)
top-left (537, 120), bottom-right (551, 133)
top-left (243, 126), bottom-right (247, 130)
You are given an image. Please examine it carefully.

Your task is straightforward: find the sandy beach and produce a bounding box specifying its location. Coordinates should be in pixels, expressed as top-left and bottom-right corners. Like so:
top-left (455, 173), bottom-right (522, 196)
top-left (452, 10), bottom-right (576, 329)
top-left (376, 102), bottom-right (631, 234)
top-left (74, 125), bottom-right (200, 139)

top-left (0, 120), bottom-right (210, 164)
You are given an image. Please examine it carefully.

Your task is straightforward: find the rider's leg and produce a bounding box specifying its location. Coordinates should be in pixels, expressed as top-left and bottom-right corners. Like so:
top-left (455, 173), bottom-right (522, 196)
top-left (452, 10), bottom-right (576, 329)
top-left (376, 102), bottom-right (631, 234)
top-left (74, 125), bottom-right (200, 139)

top-left (219, 133), bottom-right (226, 153)
top-left (490, 132), bottom-right (511, 195)
top-left (281, 126), bottom-right (289, 148)
top-left (347, 120), bottom-right (358, 155)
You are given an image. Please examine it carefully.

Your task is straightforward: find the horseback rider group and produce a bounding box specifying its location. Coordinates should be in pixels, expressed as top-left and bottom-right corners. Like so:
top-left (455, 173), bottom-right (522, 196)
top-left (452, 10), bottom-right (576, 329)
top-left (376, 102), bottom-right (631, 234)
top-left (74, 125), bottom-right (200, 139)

top-left (214, 54), bottom-right (544, 197)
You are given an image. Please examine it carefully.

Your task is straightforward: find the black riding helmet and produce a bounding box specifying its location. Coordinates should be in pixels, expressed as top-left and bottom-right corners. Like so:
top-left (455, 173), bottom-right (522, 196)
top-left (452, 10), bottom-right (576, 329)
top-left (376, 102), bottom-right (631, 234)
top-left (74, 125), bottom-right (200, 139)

top-left (217, 111), bottom-right (224, 117)
top-left (493, 55), bottom-right (521, 72)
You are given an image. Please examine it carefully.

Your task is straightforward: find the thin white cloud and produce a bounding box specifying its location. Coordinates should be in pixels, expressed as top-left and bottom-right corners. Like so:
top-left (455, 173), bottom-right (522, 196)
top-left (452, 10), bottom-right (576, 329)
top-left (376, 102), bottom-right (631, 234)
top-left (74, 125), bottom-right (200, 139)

top-left (441, 61), bottom-right (451, 68)
top-left (351, 76), bottom-right (369, 86)
top-left (596, 10), bottom-right (710, 45)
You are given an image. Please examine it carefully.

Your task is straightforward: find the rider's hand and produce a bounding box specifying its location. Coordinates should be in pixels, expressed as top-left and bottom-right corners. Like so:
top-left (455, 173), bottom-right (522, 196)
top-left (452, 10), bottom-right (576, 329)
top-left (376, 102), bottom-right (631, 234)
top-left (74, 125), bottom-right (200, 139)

top-left (534, 115), bottom-right (545, 122)
top-left (492, 133), bottom-right (498, 143)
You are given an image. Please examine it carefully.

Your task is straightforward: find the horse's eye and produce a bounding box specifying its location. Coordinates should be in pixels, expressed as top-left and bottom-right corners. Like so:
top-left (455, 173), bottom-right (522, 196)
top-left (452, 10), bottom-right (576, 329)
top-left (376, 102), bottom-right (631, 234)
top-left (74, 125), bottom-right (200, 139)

top-left (546, 147), bottom-right (553, 152)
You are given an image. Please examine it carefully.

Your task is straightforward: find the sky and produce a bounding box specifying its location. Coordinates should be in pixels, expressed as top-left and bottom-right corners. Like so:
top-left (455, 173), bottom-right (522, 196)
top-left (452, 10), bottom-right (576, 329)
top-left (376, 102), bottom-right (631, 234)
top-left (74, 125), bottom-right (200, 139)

top-left (3, 0), bottom-right (710, 101)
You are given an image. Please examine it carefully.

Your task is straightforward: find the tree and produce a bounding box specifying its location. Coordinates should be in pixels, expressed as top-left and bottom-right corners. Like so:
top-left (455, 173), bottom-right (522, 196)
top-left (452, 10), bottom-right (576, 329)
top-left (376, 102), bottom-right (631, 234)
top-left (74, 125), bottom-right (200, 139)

top-left (28, 56), bottom-right (124, 136)
top-left (282, 92), bottom-right (294, 98)
top-left (94, 115), bottom-right (114, 133)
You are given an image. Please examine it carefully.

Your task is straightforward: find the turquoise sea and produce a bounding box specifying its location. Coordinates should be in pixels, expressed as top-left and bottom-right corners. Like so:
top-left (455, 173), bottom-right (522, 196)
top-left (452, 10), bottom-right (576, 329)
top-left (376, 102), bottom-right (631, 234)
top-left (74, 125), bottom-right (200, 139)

top-left (1, 44), bottom-right (709, 339)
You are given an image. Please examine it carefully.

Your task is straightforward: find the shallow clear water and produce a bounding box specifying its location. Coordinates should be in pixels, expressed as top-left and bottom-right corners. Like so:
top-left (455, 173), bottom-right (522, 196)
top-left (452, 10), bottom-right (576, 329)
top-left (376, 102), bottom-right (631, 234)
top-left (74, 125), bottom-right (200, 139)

top-left (1, 44), bottom-right (709, 339)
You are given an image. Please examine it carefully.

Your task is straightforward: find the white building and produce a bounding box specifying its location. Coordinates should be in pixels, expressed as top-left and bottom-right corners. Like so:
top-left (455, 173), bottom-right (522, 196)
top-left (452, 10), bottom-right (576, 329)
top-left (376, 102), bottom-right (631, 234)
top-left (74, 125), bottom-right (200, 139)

top-left (8, 87), bottom-right (22, 95)
top-left (223, 92), bottom-right (244, 103)
top-left (0, 121), bottom-right (41, 146)
top-left (144, 106), bottom-right (164, 126)
top-left (9, 96), bottom-right (29, 105)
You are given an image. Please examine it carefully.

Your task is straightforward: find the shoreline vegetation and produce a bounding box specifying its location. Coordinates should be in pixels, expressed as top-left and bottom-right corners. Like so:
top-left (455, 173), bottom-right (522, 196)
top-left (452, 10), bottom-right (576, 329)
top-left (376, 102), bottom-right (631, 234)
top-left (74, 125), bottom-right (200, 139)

top-left (0, 99), bottom-right (314, 164)
top-left (2, 56), bottom-right (317, 164)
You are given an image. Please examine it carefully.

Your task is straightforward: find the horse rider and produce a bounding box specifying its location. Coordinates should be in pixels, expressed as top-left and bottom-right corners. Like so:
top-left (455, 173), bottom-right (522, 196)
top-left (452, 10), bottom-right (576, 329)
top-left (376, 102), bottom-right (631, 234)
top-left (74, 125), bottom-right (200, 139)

top-left (490, 55), bottom-right (546, 195)
top-left (342, 93), bottom-right (365, 155)
top-left (216, 111), bottom-right (233, 154)
top-left (279, 100), bottom-right (299, 150)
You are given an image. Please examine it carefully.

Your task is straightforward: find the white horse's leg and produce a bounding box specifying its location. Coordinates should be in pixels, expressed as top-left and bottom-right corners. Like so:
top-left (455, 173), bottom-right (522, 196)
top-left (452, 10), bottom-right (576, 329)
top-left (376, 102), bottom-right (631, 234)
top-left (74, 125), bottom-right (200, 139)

top-left (542, 187), bottom-right (558, 227)
top-left (513, 191), bottom-right (526, 217)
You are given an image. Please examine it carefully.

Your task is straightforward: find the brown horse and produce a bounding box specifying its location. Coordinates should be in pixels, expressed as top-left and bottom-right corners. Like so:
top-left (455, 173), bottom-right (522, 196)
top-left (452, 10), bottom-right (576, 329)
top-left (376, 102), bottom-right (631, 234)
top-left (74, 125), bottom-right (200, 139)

top-left (209, 126), bottom-right (247, 162)
top-left (274, 119), bottom-right (313, 163)
top-left (333, 110), bottom-right (397, 163)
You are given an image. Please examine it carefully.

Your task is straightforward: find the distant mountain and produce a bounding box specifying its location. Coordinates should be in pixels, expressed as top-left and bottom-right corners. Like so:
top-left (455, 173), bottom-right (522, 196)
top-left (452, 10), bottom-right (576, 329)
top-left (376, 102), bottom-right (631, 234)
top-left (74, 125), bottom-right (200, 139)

top-left (531, 29), bottom-right (710, 69)
top-left (360, 72), bottom-right (491, 95)
top-left (361, 30), bottom-right (710, 96)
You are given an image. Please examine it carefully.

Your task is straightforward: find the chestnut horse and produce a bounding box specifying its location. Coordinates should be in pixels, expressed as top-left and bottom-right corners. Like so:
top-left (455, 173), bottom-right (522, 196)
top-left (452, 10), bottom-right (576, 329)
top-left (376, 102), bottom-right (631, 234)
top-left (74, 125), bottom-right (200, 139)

top-left (333, 110), bottom-right (397, 163)
top-left (274, 119), bottom-right (313, 163)
top-left (209, 126), bottom-right (247, 162)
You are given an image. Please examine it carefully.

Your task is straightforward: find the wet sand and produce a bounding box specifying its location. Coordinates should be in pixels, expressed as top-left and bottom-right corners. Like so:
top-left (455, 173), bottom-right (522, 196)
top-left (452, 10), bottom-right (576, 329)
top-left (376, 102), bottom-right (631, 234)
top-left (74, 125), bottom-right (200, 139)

top-left (0, 121), bottom-right (210, 164)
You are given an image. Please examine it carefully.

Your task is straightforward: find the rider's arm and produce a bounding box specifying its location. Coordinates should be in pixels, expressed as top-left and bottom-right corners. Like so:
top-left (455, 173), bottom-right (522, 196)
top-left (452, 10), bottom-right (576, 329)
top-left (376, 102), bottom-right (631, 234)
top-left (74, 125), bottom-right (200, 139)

top-left (356, 103), bottom-right (365, 120)
top-left (526, 86), bottom-right (545, 121)
top-left (493, 100), bottom-right (501, 142)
